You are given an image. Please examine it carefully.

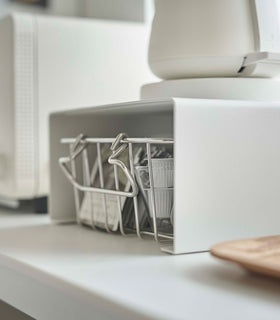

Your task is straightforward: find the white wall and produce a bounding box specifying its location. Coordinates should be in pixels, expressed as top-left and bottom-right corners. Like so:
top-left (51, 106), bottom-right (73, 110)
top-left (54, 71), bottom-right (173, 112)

top-left (0, 0), bottom-right (154, 22)
top-left (82, 0), bottom-right (145, 22)
top-left (0, 0), bottom-right (50, 16)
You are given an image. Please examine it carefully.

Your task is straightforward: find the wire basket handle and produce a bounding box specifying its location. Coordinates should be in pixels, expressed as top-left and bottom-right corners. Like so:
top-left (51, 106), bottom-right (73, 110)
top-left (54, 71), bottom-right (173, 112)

top-left (108, 133), bottom-right (138, 196)
top-left (59, 133), bottom-right (138, 198)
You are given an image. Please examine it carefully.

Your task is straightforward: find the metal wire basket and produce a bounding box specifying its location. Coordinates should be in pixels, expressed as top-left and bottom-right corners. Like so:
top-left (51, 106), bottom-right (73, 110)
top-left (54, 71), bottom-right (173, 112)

top-left (59, 133), bottom-right (174, 242)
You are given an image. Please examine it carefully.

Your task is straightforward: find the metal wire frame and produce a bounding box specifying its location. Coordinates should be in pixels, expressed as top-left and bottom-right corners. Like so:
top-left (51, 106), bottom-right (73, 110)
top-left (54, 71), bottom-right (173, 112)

top-left (59, 133), bottom-right (174, 241)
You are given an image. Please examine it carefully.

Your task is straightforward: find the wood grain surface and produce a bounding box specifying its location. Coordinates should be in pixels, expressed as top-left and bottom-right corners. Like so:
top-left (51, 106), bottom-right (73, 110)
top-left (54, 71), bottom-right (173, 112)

top-left (211, 235), bottom-right (280, 279)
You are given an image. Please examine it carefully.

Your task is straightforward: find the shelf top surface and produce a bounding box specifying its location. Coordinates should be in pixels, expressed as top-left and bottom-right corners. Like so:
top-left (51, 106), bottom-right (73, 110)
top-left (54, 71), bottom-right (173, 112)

top-left (0, 209), bottom-right (279, 320)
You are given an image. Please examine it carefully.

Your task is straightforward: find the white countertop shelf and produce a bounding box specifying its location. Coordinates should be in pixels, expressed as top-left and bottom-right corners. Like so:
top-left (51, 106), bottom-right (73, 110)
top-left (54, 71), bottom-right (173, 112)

top-left (0, 209), bottom-right (279, 320)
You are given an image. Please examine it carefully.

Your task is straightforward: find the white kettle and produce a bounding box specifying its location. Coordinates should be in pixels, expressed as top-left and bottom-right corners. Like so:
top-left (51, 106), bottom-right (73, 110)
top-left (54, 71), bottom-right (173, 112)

top-left (148, 0), bottom-right (280, 79)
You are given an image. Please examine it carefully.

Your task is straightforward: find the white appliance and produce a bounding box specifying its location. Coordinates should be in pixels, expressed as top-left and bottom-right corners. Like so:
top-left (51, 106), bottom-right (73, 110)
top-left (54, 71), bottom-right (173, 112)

top-left (0, 13), bottom-right (155, 202)
top-left (149, 0), bottom-right (280, 79)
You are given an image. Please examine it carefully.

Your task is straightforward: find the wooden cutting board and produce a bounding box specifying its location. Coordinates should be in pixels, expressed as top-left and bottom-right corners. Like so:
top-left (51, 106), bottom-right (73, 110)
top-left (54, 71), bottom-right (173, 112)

top-left (211, 235), bottom-right (280, 279)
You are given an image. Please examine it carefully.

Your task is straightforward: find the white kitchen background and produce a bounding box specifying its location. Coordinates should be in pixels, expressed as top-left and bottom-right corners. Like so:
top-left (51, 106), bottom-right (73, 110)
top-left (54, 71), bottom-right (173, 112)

top-left (0, 0), bottom-right (154, 22)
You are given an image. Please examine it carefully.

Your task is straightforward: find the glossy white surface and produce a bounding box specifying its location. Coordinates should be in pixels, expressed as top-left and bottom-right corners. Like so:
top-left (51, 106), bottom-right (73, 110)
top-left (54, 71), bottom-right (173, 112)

top-left (0, 209), bottom-right (279, 320)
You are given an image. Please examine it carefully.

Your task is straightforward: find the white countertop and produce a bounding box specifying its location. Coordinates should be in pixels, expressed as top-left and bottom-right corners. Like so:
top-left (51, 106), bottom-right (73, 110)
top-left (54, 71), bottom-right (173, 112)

top-left (0, 209), bottom-right (279, 320)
